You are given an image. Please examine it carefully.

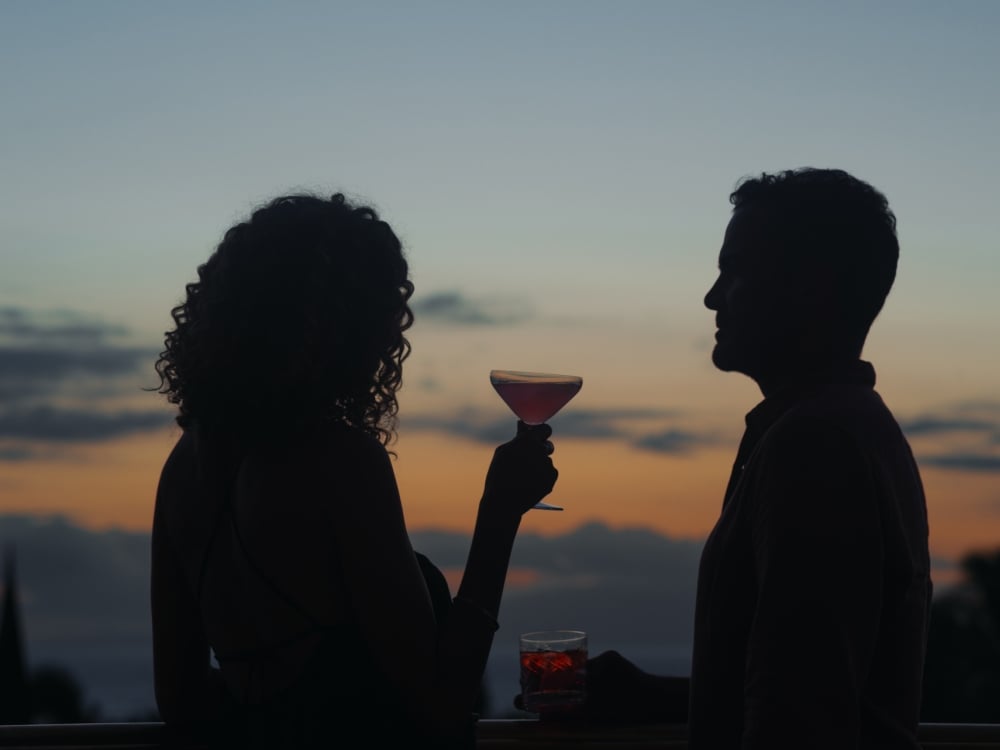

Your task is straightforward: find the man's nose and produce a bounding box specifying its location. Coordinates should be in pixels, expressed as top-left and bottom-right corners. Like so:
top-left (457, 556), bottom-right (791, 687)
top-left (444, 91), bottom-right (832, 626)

top-left (704, 277), bottom-right (722, 310)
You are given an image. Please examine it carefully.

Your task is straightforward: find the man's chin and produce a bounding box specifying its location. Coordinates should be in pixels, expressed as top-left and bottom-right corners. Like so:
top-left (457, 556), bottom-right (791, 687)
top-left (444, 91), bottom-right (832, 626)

top-left (711, 345), bottom-right (742, 373)
top-left (712, 345), bottom-right (767, 386)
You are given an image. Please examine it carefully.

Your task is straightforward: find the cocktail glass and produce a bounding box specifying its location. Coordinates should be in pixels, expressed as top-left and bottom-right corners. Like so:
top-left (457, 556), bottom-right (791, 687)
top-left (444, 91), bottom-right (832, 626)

top-left (490, 369), bottom-right (583, 511)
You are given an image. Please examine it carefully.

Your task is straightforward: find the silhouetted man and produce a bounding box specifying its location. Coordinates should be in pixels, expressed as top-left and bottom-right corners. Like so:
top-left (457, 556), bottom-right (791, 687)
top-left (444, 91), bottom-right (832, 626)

top-left (584, 168), bottom-right (932, 749)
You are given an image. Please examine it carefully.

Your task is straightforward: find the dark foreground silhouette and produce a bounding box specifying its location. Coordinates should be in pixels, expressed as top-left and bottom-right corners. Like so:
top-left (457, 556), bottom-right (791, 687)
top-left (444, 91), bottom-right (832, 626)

top-left (577, 168), bottom-right (931, 750)
top-left (150, 193), bottom-right (558, 748)
top-left (3, 536), bottom-right (1000, 726)
top-left (922, 550), bottom-right (1000, 722)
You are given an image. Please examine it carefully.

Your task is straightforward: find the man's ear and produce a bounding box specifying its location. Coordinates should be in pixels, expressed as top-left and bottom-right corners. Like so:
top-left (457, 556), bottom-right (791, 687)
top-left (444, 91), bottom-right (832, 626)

top-left (796, 267), bottom-right (839, 314)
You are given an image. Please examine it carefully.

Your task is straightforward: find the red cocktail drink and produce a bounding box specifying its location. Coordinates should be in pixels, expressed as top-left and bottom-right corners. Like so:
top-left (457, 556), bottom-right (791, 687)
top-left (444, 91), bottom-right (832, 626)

top-left (492, 381), bottom-right (581, 425)
top-left (489, 370), bottom-right (582, 425)
top-left (518, 630), bottom-right (587, 713)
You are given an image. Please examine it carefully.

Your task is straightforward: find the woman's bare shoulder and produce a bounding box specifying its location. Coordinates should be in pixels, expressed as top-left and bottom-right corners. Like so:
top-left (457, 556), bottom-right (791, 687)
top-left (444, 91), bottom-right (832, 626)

top-left (153, 430), bottom-right (207, 551)
top-left (261, 423), bottom-right (390, 470)
top-left (242, 424), bottom-right (395, 502)
top-left (155, 431), bottom-right (197, 501)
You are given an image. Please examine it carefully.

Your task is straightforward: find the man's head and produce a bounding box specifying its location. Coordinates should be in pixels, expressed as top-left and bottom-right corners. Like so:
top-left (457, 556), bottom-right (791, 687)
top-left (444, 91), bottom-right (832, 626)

top-left (704, 168), bottom-right (899, 387)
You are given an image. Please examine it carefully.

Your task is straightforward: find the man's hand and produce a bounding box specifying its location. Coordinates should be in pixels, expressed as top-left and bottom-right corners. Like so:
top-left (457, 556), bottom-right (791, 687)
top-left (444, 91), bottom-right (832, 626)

top-left (584, 650), bottom-right (690, 723)
top-left (513, 650), bottom-right (689, 723)
top-left (585, 650), bottom-right (657, 722)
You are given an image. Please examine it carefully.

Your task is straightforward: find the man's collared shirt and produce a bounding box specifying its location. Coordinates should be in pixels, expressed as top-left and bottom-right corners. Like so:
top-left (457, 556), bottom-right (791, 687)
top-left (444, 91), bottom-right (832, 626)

top-left (689, 360), bottom-right (931, 749)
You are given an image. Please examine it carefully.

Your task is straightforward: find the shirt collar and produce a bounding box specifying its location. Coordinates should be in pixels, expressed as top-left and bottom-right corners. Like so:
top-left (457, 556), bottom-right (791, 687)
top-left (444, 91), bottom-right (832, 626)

top-left (744, 359), bottom-right (876, 434)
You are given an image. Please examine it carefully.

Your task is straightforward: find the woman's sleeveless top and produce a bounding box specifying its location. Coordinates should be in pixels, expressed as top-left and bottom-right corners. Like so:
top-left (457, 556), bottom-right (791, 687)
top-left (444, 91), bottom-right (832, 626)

top-left (196, 483), bottom-right (474, 749)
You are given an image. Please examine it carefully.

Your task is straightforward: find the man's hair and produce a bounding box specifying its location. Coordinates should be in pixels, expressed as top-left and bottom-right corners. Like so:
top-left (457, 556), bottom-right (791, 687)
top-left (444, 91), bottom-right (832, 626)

top-left (730, 167), bottom-right (899, 338)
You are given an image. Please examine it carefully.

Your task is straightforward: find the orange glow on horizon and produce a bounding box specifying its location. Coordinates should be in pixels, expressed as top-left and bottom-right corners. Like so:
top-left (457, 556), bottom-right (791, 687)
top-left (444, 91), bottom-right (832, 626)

top-left (391, 431), bottom-right (732, 541)
top-left (0, 426), bottom-right (996, 580)
top-left (0, 428), bottom-right (177, 531)
top-left (439, 567), bottom-right (541, 593)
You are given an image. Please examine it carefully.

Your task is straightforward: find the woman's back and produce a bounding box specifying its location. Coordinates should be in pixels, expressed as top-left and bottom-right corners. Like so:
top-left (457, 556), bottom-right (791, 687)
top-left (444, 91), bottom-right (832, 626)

top-left (158, 428), bottom-right (402, 722)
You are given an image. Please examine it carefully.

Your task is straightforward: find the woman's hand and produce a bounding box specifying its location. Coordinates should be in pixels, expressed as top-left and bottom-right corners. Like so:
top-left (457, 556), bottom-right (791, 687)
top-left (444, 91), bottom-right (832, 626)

top-left (483, 421), bottom-right (558, 514)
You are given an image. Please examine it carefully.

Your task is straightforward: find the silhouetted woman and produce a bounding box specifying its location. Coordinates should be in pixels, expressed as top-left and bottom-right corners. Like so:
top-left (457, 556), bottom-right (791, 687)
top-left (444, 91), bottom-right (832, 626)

top-left (150, 193), bottom-right (557, 748)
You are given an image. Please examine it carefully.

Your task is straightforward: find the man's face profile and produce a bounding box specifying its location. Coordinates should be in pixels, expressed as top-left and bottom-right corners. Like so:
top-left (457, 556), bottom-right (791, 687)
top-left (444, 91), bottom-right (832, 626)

top-left (704, 205), bottom-right (801, 381)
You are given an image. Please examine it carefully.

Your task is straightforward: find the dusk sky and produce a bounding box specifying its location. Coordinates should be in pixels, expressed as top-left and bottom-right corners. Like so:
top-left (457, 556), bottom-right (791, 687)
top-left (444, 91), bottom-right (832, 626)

top-left (2, 1), bottom-right (999, 573)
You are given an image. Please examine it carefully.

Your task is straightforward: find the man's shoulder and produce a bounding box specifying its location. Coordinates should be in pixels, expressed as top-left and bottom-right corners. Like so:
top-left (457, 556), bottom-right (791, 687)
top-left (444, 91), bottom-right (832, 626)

top-left (758, 410), bottom-right (864, 469)
top-left (780, 385), bottom-right (899, 436)
top-left (761, 386), bottom-right (914, 475)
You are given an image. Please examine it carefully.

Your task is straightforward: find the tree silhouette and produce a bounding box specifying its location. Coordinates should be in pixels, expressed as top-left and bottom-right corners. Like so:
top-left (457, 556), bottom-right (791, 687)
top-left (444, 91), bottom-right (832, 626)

top-left (29, 665), bottom-right (101, 723)
top-left (922, 549), bottom-right (1000, 722)
top-left (0, 547), bottom-right (30, 724)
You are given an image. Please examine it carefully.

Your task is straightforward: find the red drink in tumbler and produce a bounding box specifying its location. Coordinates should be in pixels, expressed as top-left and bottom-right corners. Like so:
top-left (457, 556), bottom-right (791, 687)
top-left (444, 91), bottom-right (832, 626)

top-left (519, 630), bottom-right (587, 713)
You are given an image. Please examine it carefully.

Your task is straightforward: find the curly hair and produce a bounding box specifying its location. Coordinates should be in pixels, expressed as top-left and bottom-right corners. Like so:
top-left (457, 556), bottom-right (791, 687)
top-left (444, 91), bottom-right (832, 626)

top-left (154, 193), bottom-right (414, 446)
top-left (729, 167), bottom-right (899, 337)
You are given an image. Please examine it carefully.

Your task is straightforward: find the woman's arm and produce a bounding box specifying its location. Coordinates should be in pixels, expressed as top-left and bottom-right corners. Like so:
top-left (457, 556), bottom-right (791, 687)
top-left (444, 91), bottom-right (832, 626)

top-left (439, 426), bottom-right (559, 711)
top-left (328, 423), bottom-right (556, 739)
top-left (150, 453), bottom-right (227, 724)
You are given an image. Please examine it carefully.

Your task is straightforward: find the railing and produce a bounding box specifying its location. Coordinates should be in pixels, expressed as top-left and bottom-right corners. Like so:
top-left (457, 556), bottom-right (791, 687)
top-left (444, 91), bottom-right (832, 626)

top-left (2, 721), bottom-right (1000, 749)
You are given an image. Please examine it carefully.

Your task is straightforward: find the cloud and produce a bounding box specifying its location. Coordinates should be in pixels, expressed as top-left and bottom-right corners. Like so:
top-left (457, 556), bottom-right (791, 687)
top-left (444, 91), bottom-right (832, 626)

top-left (0, 346), bottom-right (154, 402)
top-left (634, 428), bottom-right (716, 455)
top-left (411, 291), bottom-right (531, 326)
top-left (0, 443), bottom-right (43, 461)
top-left (556, 410), bottom-right (719, 455)
top-left (0, 307), bottom-right (130, 344)
top-left (402, 406), bottom-right (719, 459)
top-left (544, 408), bottom-right (678, 440)
top-left (0, 514), bottom-right (705, 719)
top-left (0, 406), bottom-right (171, 442)
top-left (0, 307), bottom-right (166, 460)
top-left (405, 399), bottom-right (1000, 468)
top-left (900, 416), bottom-right (997, 437)
top-left (920, 453), bottom-right (1000, 473)
top-left (902, 403), bottom-right (1000, 475)
top-left (402, 411), bottom-right (514, 444)
top-left (0, 307), bottom-right (154, 389)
